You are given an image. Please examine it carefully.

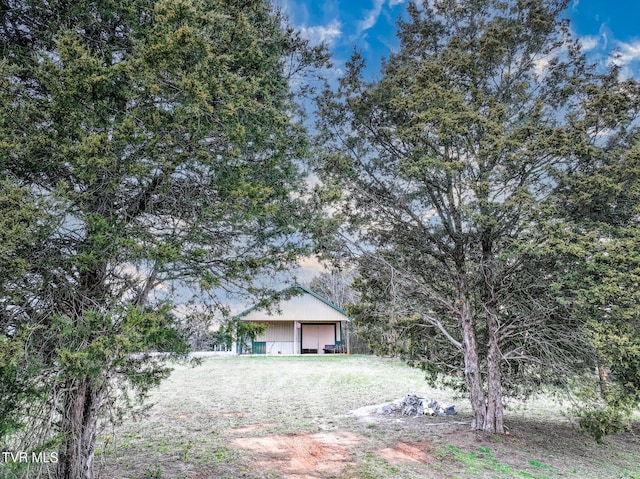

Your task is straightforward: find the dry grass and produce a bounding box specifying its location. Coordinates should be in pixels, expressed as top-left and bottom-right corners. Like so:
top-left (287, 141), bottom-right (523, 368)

top-left (93, 355), bottom-right (640, 479)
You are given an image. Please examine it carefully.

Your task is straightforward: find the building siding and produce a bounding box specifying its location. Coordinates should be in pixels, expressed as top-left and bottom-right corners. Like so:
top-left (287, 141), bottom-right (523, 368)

top-left (264, 341), bottom-right (295, 355)
top-left (237, 286), bottom-right (350, 355)
top-left (256, 321), bottom-right (294, 342)
top-left (241, 292), bottom-right (346, 322)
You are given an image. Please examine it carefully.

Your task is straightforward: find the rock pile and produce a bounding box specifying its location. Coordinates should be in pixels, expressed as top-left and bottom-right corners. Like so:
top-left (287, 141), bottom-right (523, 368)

top-left (376, 394), bottom-right (456, 417)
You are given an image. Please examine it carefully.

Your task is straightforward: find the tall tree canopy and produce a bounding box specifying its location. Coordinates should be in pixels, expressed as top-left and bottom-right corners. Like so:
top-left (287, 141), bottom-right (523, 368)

top-left (548, 71), bottom-right (640, 440)
top-left (315, 0), bottom-right (639, 434)
top-left (0, 0), bottom-right (324, 476)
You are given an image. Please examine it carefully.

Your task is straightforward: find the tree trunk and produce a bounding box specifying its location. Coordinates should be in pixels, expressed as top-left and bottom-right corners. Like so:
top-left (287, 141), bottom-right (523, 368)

top-left (457, 271), bottom-right (486, 430)
top-left (597, 363), bottom-right (609, 398)
top-left (481, 229), bottom-right (505, 434)
top-left (484, 305), bottom-right (505, 434)
top-left (57, 379), bottom-right (104, 479)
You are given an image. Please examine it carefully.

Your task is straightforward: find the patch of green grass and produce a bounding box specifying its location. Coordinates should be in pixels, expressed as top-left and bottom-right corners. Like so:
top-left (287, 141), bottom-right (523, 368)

top-left (352, 453), bottom-right (406, 479)
top-left (445, 445), bottom-right (554, 479)
top-left (528, 459), bottom-right (552, 471)
top-left (140, 465), bottom-right (162, 479)
top-left (201, 446), bottom-right (235, 465)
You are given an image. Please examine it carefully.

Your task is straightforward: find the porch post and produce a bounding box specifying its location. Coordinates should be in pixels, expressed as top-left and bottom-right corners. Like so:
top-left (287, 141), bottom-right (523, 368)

top-left (346, 321), bottom-right (351, 355)
top-left (293, 321), bottom-right (298, 354)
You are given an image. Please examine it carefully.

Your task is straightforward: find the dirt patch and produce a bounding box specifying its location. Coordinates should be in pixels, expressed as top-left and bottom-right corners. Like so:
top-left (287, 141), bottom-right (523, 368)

top-left (377, 440), bottom-right (431, 465)
top-left (231, 431), bottom-right (362, 479)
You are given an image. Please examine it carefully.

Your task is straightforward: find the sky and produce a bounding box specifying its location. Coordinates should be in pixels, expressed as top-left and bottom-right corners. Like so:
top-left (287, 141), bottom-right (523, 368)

top-left (276, 0), bottom-right (640, 80)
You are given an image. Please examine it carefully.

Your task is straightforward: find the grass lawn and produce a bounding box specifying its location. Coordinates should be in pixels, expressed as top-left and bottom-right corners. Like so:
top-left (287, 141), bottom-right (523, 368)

top-left (93, 355), bottom-right (640, 479)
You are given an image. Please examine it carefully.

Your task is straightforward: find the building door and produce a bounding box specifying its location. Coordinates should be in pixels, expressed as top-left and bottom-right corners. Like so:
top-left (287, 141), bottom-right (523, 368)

top-left (252, 342), bottom-right (266, 354)
top-left (301, 324), bottom-right (335, 354)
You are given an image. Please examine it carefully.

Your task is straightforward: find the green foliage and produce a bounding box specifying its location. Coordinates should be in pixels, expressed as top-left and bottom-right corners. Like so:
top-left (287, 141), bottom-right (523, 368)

top-left (0, 330), bottom-right (44, 439)
top-left (575, 402), bottom-right (632, 444)
top-left (570, 372), bottom-right (637, 443)
top-left (210, 318), bottom-right (268, 353)
top-left (0, 179), bottom-right (54, 440)
top-left (234, 321), bottom-right (269, 353)
top-left (0, 0), bottom-right (324, 474)
top-left (588, 321), bottom-right (640, 400)
top-left (315, 0), bottom-right (597, 432)
top-left (546, 74), bottom-right (640, 439)
top-left (236, 321), bottom-right (269, 340)
top-left (210, 324), bottom-right (234, 351)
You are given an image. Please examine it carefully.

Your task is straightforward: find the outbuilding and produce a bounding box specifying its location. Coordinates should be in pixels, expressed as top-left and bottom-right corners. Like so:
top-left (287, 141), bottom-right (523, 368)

top-left (235, 285), bottom-right (351, 355)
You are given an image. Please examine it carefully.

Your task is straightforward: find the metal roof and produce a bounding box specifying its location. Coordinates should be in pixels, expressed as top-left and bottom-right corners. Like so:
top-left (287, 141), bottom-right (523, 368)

top-left (235, 283), bottom-right (351, 320)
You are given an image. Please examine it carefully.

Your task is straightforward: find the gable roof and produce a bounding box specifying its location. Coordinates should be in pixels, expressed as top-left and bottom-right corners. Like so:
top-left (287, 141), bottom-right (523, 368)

top-left (235, 284), bottom-right (350, 320)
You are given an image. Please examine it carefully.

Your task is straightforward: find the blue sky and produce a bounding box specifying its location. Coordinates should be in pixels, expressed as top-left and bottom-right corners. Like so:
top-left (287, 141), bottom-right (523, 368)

top-left (276, 0), bottom-right (640, 80)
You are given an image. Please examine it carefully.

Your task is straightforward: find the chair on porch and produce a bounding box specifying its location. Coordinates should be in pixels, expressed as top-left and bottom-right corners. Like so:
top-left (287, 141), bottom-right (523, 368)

top-left (322, 344), bottom-right (346, 354)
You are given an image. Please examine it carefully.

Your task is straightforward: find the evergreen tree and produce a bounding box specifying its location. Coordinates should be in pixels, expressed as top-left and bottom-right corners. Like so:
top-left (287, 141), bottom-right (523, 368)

top-left (0, 178), bottom-right (53, 443)
top-left (315, 0), bottom-right (602, 433)
top-left (548, 70), bottom-right (640, 440)
top-left (0, 0), bottom-right (324, 476)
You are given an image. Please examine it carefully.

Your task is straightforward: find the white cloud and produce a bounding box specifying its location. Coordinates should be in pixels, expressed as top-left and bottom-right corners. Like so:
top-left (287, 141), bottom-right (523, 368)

top-left (618, 65), bottom-right (634, 80)
top-left (533, 57), bottom-right (550, 76)
top-left (299, 19), bottom-right (342, 46)
top-left (276, 0), bottom-right (310, 25)
top-left (358, 0), bottom-right (385, 34)
top-left (613, 40), bottom-right (640, 66)
top-left (599, 25), bottom-right (609, 50)
top-left (357, 0), bottom-right (406, 35)
top-left (579, 35), bottom-right (600, 52)
top-left (294, 256), bottom-right (328, 284)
